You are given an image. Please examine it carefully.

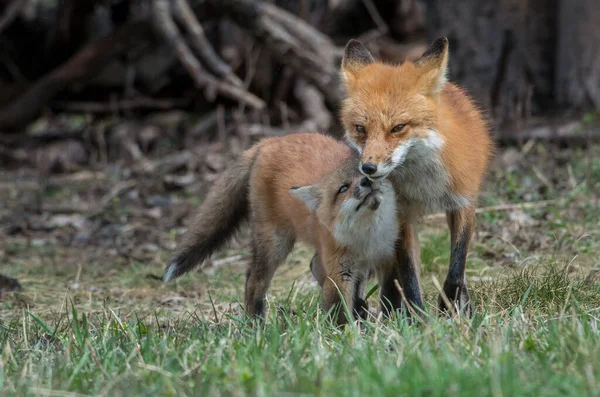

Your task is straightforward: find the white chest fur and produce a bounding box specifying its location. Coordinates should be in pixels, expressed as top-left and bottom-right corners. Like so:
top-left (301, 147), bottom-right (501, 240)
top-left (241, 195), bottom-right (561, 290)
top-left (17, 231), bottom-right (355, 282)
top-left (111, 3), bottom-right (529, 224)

top-left (333, 184), bottom-right (398, 270)
top-left (390, 129), bottom-right (469, 214)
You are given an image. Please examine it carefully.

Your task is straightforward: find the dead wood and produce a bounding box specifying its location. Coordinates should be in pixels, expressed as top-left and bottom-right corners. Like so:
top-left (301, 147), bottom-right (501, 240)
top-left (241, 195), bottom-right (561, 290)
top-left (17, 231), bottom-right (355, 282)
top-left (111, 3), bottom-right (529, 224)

top-left (425, 200), bottom-right (557, 221)
top-left (88, 180), bottom-right (138, 218)
top-left (294, 79), bottom-right (332, 133)
top-left (237, 78), bottom-right (332, 138)
top-left (213, 0), bottom-right (344, 108)
top-left (133, 149), bottom-right (198, 176)
top-left (0, 0), bottom-right (25, 34)
top-left (0, 21), bottom-right (154, 133)
top-left (172, 0), bottom-right (243, 87)
top-left (497, 121), bottom-right (600, 145)
top-left (52, 97), bottom-right (189, 113)
top-left (152, 0), bottom-right (265, 110)
top-left (237, 123), bottom-right (287, 138)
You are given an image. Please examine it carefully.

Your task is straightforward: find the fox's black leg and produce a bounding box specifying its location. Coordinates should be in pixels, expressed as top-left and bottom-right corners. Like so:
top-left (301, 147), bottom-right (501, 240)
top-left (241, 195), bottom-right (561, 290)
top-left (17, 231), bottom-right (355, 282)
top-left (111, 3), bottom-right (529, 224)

top-left (439, 205), bottom-right (475, 316)
top-left (380, 222), bottom-right (424, 319)
top-left (353, 274), bottom-right (369, 320)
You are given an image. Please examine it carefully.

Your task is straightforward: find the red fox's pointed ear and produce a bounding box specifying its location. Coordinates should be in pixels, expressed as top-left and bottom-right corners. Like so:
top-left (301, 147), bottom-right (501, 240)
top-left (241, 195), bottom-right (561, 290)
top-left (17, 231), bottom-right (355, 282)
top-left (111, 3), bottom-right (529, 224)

top-left (290, 185), bottom-right (320, 212)
top-left (415, 37), bottom-right (449, 97)
top-left (341, 40), bottom-right (374, 83)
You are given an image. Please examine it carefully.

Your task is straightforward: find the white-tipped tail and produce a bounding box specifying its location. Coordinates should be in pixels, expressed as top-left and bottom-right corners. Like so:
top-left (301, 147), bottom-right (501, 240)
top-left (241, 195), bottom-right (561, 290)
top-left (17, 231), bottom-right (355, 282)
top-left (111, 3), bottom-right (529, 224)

top-left (161, 144), bottom-right (261, 282)
top-left (163, 261), bottom-right (178, 282)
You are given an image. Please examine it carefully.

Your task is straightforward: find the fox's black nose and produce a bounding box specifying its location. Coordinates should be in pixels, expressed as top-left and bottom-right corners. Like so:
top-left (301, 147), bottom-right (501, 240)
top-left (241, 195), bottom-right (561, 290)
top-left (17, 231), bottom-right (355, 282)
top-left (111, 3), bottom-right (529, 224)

top-left (361, 162), bottom-right (377, 175)
top-left (359, 177), bottom-right (372, 188)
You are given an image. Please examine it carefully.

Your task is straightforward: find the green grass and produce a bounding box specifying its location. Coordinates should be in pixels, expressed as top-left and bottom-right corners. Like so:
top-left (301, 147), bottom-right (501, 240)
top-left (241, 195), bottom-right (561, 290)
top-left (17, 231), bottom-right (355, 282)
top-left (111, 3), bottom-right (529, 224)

top-left (1, 266), bottom-right (600, 397)
top-left (420, 231), bottom-right (451, 273)
top-left (1, 142), bottom-right (599, 396)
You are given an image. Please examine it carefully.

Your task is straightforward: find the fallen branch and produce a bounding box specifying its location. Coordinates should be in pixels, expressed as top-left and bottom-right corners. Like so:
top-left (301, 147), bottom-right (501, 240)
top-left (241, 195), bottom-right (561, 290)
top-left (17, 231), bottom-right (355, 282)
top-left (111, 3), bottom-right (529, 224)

top-left (0, 0), bottom-right (25, 34)
top-left (425, 200), bottom-right (557, 221)
top-left (237, 81), bottom-right (332, 137)
top-left (0, 171), bottom-right (108, 192)
top-left (52, 96), bottom-right (189, 113)
top-left (294, 79), bottom-right (332, 132)
top-left (88, 180), bottom-right (138, 218)
top-left (36, 180), bottom-right (137, 216)
top-left (237, 123), bottom-right (287, 138)
top-left (497, 121), bottom-right (600, 144)
top-left (133, 149), bottom-right (197, 175)
top-left (214, 0), bottom-right (344, 108)
top-left (152, 0), bottom-right (265, 110)
top-left (172, 0), bottom-right (243, 87)
top-left (0, 21), bottom-right (153, 133)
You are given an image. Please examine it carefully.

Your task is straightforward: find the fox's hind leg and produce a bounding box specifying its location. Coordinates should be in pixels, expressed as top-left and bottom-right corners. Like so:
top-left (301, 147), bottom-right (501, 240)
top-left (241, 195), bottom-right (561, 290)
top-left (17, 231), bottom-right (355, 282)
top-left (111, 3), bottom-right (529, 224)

top-left (439, 205), bottom-right (475, 316)
top-left (244, 225), bottom-right (295, 318)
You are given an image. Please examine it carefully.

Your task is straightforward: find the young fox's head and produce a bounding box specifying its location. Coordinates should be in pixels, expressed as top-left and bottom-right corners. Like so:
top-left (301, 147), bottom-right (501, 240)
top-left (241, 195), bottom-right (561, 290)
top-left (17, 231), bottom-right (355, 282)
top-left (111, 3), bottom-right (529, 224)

top-left (340, 37), bottom-right (450, 180)
top-left (289, 159), bottom-right (397, 256)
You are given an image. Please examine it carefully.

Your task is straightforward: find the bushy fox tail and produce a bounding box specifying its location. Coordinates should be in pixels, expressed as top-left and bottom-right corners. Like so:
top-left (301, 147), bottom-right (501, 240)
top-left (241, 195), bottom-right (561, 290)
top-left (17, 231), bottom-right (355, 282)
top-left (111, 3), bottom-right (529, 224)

top-left (163, 145), bottom-right (261, 281)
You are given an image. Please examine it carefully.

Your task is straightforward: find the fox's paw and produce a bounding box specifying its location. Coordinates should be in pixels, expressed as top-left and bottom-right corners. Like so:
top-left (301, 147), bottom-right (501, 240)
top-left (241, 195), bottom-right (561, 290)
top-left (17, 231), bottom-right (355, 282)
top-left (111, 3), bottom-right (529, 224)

top-left (353, 297), bottom-right (370, 320)
top-left (438, 282), bottom-right (472, 317)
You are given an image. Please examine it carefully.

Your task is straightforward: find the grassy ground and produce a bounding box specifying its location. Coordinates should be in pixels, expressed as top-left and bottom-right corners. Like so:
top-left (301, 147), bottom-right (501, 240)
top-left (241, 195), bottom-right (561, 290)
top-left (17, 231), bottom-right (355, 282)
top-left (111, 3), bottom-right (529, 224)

top-left (1, 141), bottom-right (599, 396)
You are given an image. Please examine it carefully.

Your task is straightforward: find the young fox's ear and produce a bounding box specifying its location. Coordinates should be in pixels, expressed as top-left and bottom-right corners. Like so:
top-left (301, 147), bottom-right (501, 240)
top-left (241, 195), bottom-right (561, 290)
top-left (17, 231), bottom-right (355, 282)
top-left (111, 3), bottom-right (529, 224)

top-left (289, 185), bottom-right (320, 212)
top-left (415, 37), bottom-right (449, 97)
top-left (341, 40), bottom-right (374, 82)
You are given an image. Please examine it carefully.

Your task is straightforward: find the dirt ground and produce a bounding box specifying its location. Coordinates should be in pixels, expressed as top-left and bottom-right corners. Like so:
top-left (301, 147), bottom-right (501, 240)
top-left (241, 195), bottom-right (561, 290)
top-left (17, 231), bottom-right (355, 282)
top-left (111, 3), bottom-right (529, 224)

top-left (1, 134), bottom-right (599, 321)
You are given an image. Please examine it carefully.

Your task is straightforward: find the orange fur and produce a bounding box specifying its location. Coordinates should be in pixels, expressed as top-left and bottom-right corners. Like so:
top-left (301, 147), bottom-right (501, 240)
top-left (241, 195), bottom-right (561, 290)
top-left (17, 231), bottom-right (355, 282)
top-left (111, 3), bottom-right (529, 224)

top-left (341, 52), bottom-right (492, 201)
top-left (164, 133), bottom-right (397, 324)
top-left (340, 38), bottom-right (494, 316)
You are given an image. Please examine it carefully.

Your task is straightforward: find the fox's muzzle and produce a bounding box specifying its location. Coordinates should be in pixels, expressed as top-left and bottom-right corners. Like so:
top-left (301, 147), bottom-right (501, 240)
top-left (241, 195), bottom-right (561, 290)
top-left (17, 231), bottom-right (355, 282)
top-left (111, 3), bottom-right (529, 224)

top-left (358, 161), bottom-right (393, 181)
top-left (361, 162), bottom-right (378, 175)
top-left (354, 177), bottom-right (382, 211)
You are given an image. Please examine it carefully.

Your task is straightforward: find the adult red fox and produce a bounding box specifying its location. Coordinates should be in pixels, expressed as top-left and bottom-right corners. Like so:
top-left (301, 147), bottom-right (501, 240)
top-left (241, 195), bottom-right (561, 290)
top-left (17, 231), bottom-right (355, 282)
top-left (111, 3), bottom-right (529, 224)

top-left (163, 133), bottom-right (397, 324)
top-left (340, 38), bottom-right (493, 316)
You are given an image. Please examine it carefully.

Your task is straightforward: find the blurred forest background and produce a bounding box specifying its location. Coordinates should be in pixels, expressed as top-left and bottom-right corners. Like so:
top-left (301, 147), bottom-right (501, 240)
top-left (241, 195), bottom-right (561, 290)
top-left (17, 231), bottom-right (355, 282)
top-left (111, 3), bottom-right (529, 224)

top-left (0, 0), bottom-right (598, 292)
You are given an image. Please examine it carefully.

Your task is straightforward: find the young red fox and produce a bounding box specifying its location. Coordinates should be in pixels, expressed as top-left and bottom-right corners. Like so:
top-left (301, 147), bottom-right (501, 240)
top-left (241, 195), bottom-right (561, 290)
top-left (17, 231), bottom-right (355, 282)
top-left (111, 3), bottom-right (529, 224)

top-left (163, 133), bottom-right (397, 324)
top-left (340, 38), bottom-right (493, 316)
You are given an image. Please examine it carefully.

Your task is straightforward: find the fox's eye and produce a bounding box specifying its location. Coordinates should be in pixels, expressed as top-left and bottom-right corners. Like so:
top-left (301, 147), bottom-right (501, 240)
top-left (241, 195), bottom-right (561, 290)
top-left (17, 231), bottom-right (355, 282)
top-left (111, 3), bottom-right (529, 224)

top-left (338, 185), bottom-right (349, 194)
top-left (355, 125), bottom-right (366, 134)
top-left (391, 124), bottom-right (406, 134)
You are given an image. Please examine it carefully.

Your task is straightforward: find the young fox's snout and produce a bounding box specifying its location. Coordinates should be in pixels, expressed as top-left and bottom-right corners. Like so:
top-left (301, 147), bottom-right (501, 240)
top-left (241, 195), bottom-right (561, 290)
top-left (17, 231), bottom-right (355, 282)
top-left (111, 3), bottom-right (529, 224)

top-left (353, 177), bottom-right (381, 211)
top-left (290, 168), bottom-right (390, 236)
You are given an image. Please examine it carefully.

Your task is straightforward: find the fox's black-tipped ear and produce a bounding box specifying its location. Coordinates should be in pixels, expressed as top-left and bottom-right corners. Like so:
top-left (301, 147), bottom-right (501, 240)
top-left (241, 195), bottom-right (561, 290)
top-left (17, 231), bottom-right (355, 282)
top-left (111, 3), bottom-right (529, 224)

top-left (289, 185), bottom-right (320, 212)
top-left (341, 39), bottom-right (374, 82)
top-left (415, 37), bottom-right (449, 97)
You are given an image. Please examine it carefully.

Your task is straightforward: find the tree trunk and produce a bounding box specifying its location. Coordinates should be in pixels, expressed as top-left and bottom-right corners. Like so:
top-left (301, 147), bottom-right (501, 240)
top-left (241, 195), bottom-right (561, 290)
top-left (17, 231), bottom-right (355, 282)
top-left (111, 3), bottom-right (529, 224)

top-left (425, 0), bottom-right (557, 128)
top-left (555, 0), bottom-right (600, 111)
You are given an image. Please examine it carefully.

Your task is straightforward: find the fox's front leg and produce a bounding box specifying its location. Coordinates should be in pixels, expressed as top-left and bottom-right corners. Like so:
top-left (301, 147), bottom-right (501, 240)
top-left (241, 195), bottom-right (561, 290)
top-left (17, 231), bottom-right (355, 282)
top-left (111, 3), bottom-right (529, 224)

top-left (316, 253), bottom-right (369, 320)
top-left (321, 258), bottom-right (359, 325)
top-left (439, 205), bottom-right (475, 316)
top-left (379, 222), bottom-right (424, 318)
top-left (244, 225), bottom-right (295, 318)
top-left (310, 252), bottom-right (326, 286)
